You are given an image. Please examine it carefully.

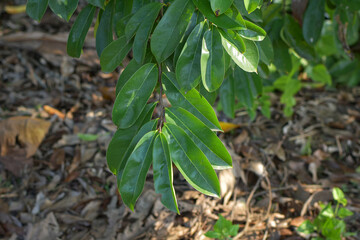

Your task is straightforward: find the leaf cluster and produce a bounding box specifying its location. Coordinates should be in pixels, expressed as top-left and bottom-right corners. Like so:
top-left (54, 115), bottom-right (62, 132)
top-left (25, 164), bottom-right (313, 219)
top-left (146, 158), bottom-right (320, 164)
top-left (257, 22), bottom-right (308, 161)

top-left (297, 187), bottom-right (355, 240)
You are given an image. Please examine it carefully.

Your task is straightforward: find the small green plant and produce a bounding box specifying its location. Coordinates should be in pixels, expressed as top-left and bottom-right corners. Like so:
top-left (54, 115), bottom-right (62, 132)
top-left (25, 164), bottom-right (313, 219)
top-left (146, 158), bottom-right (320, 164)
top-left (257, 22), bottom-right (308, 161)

top-left (205, 215), bottom-right (239, 240)
top-left (297, 187), bottom-right (355, 240)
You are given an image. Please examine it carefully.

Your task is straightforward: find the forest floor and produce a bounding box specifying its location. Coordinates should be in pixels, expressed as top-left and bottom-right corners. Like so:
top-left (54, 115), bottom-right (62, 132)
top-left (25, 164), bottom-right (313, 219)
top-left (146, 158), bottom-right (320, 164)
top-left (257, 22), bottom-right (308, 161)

top-left (0, 3), bottom-right (360, 240)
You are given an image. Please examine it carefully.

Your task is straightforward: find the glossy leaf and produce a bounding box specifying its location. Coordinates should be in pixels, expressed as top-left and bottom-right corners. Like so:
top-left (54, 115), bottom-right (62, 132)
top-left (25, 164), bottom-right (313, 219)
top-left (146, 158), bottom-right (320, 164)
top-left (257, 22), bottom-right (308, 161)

top-left (244, 0), bottom-right (261, 14)
top-left (49, 0), bottom-right (78, 22)
top-left (238, 20), bottom-right (266, 41)
top-left (162, 72), bottom-right (222, 131)
top-left (120, 131), bottom-right (157, 211)
top-left (176, 22), bottom-right (206, 91)
top-left (107, 103), bottom-right (156, 174)
top-left (163, 123), bottom-right (220, 197)
top-left (87, 0), bottom-right (105, 8)
top-left (151, 0), bottom-right (195, 63)
top-left (116, 59), bottom-right (142, 95)
top-left (112, 63), bottom-right (158, 128)
top-left (67, 5), bottom-right (96, 58)
top-left (220, 72), bottom-right (235, 118)
top-left (117, 119), bottom-right (158, 179)
top-left (100, 36), bottom-right (132, 73)
top-left (193, 0), bottom-right (246, 30)
top-left (210, 0), bottom-right (233, 15)
top-left (96, 0), bottom-right (114, 56)
top-left (153, 134), bottom-right (179, 213)
top-left (201, 28), bottom-right (226, 92)
top-left (133, 3), bottom-right (162, 63)
top-left (166, 107), bottom-right (232, 169)
top-left (256, 36), bottom-right (274, 65)
top-left (26, 0), bottom-right (48, 21)
top-left (219, 29), bottom-right (246, 53)
top-left (221, 35), bottom-right (259, 73)
top-left (303, 0), bottom-right (325, 45)
top-left (125, 3), bottom-right (162, 40)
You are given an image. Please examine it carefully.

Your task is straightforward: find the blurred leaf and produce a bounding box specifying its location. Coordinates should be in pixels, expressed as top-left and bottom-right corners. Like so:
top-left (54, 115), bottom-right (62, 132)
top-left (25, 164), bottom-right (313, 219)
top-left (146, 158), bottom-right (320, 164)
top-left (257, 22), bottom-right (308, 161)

top-left (210, 0), bottom-right (233, 15)
top-left (332, 187), bottom-right (347, 206)
top-left (302, 0), bottom-right (325, 45)
top-left (67, 5), bottom-right (96, 58)
top-left (77, 133), bottom-right (99, 142)
top-left (96, 0), bottom-right (115, 56)
top-left (26, 0), bottom-right (48, 21)
top-left (49, 0), bottom-right (78, 21)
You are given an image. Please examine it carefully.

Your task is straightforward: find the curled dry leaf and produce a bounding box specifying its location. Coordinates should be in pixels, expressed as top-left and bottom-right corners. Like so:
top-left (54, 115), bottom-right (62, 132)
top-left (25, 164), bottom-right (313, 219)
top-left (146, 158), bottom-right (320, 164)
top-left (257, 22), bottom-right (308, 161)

top-left (0, 116), bottom-right (51, 158)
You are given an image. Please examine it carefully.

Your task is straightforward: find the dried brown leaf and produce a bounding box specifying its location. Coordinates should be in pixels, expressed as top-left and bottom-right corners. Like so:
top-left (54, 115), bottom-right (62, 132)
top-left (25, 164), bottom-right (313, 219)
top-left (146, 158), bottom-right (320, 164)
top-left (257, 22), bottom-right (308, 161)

top-left (0, 116), bottom-right (51, 158)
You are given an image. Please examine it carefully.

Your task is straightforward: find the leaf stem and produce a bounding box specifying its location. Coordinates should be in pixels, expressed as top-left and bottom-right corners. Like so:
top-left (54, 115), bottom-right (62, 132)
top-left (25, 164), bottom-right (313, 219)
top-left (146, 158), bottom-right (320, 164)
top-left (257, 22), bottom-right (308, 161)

top-left (158, 63), bottom-right (165, 132)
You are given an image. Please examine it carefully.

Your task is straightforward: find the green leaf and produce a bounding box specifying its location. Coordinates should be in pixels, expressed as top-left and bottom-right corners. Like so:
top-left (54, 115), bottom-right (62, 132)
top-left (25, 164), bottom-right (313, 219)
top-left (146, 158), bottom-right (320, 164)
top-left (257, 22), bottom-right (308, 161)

top-left (256, 36), bottom-right (274, 65)
top-left (119, 131), bottom-right (157, 211)
top-left (205, 231), bottom-right (222, 238)
top-left (107, 103), bottom-right (156, 174)
top-left (302, 0), bottom-right (325, 45)
top-left (133, 3), bottom-right (162, 64)
top-left (77, 133), bottom-right (99, 142)
top-left (100, 36), bottom-right (132, 73)
top-left (116, 60), bottom-right (141, 95)
top-left (307, 64), bottom-right (332, 85)
top-left (297, 220), bottom-right (315, 235)
top-left (320, 203), bottom-right (335, 218)
top-left (67, 5), bottom-right (96, 58)
top-left (210, 0), bottom-right (233, 15)
top-left (193, 0), bottom-right (246, 30)
top-left (151, 0), bottom-right (195, 63)
top-left (201, 27), bottom-right (226, 92)
top-left (338, 208), bottom-right (353, 218)
top-left (153, 134), bottom-right (179, 213)
top-left (86, 0), bottom-right (105, 8)
top-left (234, 66), bottom-right (261, 109)
top-left (117, 119), bottom-right (158, 179)
top-left (166, 107), bottom-right (232, 169)
top-left (26, 0), bottom-right (49, 21)
top-left (48, 0), bottom-right (78, 22)
top-left (112, 63), bottom-right (158, 128)
top-left (220, 71), bottom-right (235, 118)
top-left (163, 123), bottom-right (220, 197)
top-left (238, 20), bottom-right (266, 41)
top-left (244, 0), bottom-right (261, 14)
top-left (176, 22), bottom-right (206, 92)
top-left (218, 29), bottom-right (246, 54)
top-left (332, 187), bottom-right (347, 206)
top-left (273, 39), bottom-right (292, 73)
top-left (221, 35), bottom-right (259, 73)
top-left (125, 3), bottom-right (161, 40)
top-left (162, 72), bottom-right (222, 131)
top-left (96, 0), bottom-right (114, 57)
top-left (282, 15), bottom-right (316, 60)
